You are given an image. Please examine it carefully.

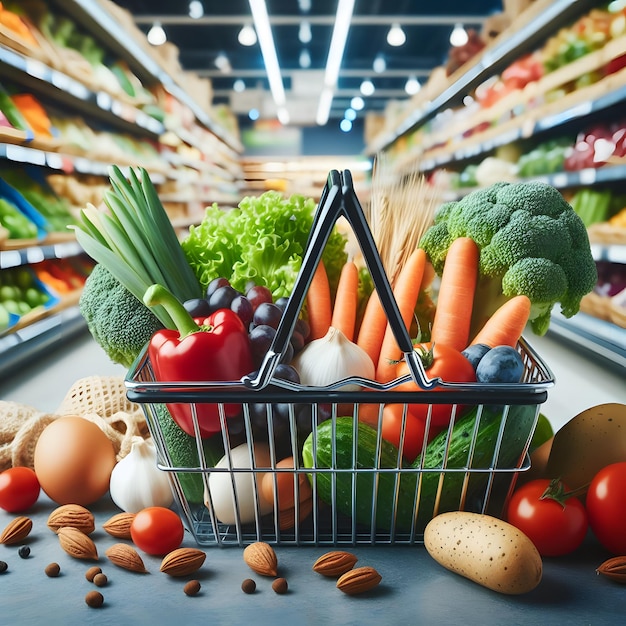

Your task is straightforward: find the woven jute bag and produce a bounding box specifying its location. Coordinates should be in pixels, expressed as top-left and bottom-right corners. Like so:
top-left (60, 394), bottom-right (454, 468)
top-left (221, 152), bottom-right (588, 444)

top-left (1, 376), bottom-right (149, 471)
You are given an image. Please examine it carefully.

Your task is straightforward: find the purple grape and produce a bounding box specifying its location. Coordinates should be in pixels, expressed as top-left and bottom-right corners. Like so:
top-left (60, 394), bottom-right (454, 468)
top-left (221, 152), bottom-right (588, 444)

top-left (246, 285), bottom-right (273, 311)
top-left (183, 298), bottom-right (212, 318)
top-left (249, 324), bottom-right (276, 367)
top-left (231, 295), bottom-right (253, 326)
top-left (206, 277), bottom-right (230, 299)
top-left (208, 285), bottom-right (239, 312)
top-left (253, 302), bottom-right (283, 330)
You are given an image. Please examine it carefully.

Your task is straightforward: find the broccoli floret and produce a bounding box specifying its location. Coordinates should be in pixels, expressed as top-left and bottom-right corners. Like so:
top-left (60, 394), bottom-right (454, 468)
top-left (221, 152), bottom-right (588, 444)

top-left (419, 181), bottom-right (598, 337)
top-left (79, 264), bottom-right (163, 368)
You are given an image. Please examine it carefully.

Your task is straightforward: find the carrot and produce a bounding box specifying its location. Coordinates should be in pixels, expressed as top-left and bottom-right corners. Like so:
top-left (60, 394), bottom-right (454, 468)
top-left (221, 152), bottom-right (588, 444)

top-left (375, 248), bottom-right (427, 383)
top-left (306, 259), bottom-right (332, 340)
top-left (430, 237), bottom-right (479, 353)
top-left (330, 261), bottom-right (359, 341)
top-left (470, 295), bottom-right (531, 349)
top-left (356, 290), bottom-right (386, 365)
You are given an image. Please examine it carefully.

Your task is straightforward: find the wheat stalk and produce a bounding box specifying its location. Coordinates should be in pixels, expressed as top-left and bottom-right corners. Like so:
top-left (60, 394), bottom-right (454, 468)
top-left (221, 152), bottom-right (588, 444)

top-left (369, 153), bottom-right (441, 286)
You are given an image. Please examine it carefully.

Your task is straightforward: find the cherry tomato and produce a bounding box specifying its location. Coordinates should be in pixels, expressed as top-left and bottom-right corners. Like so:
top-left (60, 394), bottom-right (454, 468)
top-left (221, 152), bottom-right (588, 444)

top-left (0, 467), bottom-right (41, 512)
top-left (395, 342), bottom-right (476, 428)
top-left (586, 461), bottom-right (626, 555)
top-left (506, 478), bottom-right (588, 557)
top-left (381, 404), bottom-right (427, 463)
top-left (130, 507), bottom-right (185, 556)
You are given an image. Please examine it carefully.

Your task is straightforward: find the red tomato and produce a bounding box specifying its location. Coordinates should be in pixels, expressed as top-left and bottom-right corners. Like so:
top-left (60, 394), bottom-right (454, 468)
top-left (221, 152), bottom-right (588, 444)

top-left (130, 507), bottom-right (185, 556)
top-left (395, 342), bottom-right (476, 429)
top-left (0, 467), bottom-right (41, 512)
top-left (381, 404), bottom-right (427, 463)
top-left (506, 478), bottom-right (588, 557)
top-left (586, 462), bottom-right (626, 554)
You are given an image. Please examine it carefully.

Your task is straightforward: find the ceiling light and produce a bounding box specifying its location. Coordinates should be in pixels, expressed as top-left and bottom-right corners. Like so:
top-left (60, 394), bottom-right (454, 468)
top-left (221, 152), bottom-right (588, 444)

top-left (299, 21), bottom-right (312, 44)
top-left (298, 0), bottom-right (311, 12)
top-left (249, 108), bottom-right (260, 121)
top-left (147, 22), bottom-right (166, 46)
top-left (405, 76), bottom-right (421, 95)
top-left (450, 23), bottom-right (468, 47)
top-left (340, 119), bottom-right (352, 132)
top-left (249, 0), bottom-right (288, 120)
top-left (316, 0), bottom-right (355, 125)
top-left (360, 79), bottom-right (375, 96)
top-left (299, 49), bottom-right (311, 68)
top-left (373, 54), bottom-right (386, 73)
top-left (350, 96), bottom-right (364, 110)
top-left (215, 52), bottom-right (232, 73)
top-left (238, 23), bottom-right (257, 46)
top-left (233, 79), bottom-right (246, 92)
top-left (387, 23), bottom-right (406, 47)
top-left (344, 108), bottom-right (356, 121)
top-left (188, 1), bottom-right (204, 18)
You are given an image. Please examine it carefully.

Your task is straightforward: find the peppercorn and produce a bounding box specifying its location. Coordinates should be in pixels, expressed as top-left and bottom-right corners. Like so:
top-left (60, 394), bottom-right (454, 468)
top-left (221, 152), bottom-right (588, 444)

top-left (184, 580), bottom-right (201, 596)
top-left (44, 563), bottom-right (61, 577)
top-left (18, 546), bottom-right (30, 559)
top-left (93, 573), bottom-right (108, 587)
top-left (85, 566), bottom-right (102, 582)
top-left (241, 578), bottom-right (256, 594)
top-left (0, 560), bottom-right (7, 574)
top-left (85, 591), bottom-right (104, 608)
top-left (272, 577), bottom-right (288, 594)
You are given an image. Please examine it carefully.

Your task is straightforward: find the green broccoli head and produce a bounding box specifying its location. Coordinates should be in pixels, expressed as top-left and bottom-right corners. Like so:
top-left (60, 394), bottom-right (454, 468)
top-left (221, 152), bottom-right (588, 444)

top-left (419, 181), bottom-right (597, 336)
top-left (79, 263), bottom-right (163, 368)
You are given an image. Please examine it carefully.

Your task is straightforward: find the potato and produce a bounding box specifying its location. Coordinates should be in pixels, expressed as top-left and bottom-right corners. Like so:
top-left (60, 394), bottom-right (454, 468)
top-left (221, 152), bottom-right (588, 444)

top-left (545, 403), bottom-right (626, 491)
top-left (424, 511), bottom-right (542, 595)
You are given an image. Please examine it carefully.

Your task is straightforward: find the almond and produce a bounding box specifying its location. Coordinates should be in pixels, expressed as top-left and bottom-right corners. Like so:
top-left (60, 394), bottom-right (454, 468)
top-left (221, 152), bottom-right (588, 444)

top-left (47, 505), bottom-right (95, 535)
top-left (336, 566), bottom-right (382, 595)
top-left (102, 512), bottom-right (136, 539)
top-left (313, 550), bottom-right (358, 577)
top-left (160, 548), bottom-right (206, 577)
top-left (597, 556), bottom-right (626, 583)
top-left (105, 543), bottom-right (148, 573)
top-left (57, 526), bottom-right (98, 560)
top-left (243, 541), bottom-right (278, 577)
top-left (0, 516), bottom-right (33, 545)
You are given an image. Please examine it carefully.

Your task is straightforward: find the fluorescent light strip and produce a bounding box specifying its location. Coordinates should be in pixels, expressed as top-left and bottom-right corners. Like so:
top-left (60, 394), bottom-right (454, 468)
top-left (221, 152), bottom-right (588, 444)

top-left (316, 0), bottom-right (355, 126)
top-left (249, 0), bottom-right (288, 121)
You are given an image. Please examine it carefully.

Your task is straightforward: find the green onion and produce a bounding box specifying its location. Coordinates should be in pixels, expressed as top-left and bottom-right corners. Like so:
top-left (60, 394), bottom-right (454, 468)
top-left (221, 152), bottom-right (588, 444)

top-left (70, 166), bottom-right (202, 328)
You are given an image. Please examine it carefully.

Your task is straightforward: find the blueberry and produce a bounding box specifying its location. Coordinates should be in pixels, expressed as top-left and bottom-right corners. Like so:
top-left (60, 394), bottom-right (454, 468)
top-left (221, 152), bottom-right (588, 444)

top-left (461, 343), bottom-right (491, 371)
top-left (476, 346), bottom-right (525, 383)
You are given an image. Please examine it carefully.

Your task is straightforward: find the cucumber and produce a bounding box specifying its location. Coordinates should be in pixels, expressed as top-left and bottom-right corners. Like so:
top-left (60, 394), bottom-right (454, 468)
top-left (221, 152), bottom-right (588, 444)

top-left (302, 404), bottom-right (537, 533)
top-left (153, 404), bottom-right (224, 504)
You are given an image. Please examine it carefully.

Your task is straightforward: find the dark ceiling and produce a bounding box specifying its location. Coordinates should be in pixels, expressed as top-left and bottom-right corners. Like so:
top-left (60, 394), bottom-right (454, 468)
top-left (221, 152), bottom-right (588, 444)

top-left (110, 0), bottom-right (504, 128)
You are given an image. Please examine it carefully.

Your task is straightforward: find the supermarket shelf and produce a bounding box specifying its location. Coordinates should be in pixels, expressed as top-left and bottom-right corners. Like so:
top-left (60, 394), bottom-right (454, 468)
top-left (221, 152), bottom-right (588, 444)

top-left (0, 304), bottom-right (87, 378)
top-left (53, 0), bottom-right (242, 153)
top-left (591, 243), bottom-right (626, 264)
top-left (0, 44), bottom-right (164, 137)
top-left (0, 240), bottom-right (82, 269)
top-left (548, 310), bottom-right (626, 371)
top-left (366, 0), bottom-right (597, 154)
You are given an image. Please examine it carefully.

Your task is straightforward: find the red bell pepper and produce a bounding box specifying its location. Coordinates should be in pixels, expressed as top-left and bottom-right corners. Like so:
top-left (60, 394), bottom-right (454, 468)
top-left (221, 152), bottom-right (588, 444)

top-left (144, 284), bottom-right (253, 438)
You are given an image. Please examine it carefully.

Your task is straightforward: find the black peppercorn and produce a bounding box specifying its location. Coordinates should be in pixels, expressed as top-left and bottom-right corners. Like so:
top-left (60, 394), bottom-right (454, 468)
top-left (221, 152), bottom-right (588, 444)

top-left (0, 560), bottom-right (8, 573)
top-left (18, 546), bottom-right (30, 559)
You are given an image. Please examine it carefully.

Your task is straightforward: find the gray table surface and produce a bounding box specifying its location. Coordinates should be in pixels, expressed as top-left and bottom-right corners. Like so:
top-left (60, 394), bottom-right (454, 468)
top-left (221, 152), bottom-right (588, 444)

top-left (1, 493), bottom-right (623, 626)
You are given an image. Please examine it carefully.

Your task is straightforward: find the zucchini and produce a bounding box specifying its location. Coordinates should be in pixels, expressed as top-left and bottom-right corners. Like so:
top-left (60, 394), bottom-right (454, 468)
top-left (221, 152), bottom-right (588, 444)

top-left (302, 404), bottom-right (537, 533)
top-left (153, 403), bottom-right (224, 504)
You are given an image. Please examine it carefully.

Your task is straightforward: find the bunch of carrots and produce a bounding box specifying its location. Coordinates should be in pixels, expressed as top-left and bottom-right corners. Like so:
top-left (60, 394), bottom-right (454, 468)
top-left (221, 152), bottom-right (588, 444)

top-left (305, 236), bottom-right (532, 385)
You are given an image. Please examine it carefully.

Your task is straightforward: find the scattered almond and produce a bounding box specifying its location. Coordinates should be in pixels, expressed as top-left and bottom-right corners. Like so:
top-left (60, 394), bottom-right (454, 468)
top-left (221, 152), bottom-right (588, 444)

top-left (0, 516), bottom-right (33, 545)
top-left (597, 556), bottom-right (626, 583)
top-left (160, 548), bottom-right (206, 577)
top-left (313, 550), bottom-right (358, 577)
top-left (243, 542), bottom-right (278, 577)
top-left (102, 512), bottom-right (136, 539)
top-left (336, 566), bottom-right (382, 595)
top-left (105, 543), bottom-right (148, 573)
top-left (47, 505), bottom-right (95, 535)
top-left (57, 526), bottom-right (98, 560)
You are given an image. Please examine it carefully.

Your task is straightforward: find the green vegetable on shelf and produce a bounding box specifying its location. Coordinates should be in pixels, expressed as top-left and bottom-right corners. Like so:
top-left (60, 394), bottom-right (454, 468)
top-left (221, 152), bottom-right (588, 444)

top-left (419, 181), bottom-right (598, 336)
top-left (0, 198), bottom-right (38, 239)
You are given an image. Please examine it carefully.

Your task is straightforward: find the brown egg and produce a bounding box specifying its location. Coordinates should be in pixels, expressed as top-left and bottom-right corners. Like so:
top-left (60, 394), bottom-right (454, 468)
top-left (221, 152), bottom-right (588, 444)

top-left (261, 456), bottom-right (312, 511)
top-left (34, 415), bottom-right (117, 505)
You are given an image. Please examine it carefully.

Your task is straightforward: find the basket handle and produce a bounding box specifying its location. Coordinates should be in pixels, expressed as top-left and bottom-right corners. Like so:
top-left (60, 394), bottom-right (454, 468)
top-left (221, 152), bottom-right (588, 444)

top-left (243, 169), bottom-right (439, 391)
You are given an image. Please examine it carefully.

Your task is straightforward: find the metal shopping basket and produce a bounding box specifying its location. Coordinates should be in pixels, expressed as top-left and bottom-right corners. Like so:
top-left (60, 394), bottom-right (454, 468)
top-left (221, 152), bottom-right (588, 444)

top-left (125, 170), bottom-right (555, 548)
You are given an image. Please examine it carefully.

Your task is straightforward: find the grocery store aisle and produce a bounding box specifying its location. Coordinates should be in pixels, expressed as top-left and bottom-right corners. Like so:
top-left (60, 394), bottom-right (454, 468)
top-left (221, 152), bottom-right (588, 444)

top-left (0, 326), bottom-right (624, 432)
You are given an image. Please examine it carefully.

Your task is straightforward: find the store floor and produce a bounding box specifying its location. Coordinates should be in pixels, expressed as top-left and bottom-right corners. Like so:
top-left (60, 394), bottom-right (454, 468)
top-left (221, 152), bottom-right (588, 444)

top-left (1, 327), bottom-right (624, 431)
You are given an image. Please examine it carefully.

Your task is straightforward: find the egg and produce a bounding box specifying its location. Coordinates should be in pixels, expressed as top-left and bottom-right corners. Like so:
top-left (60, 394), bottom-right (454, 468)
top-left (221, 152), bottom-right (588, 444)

top-left (261, 456), bottom-right (312, 511)
top-left (207, 443), bottom-right (274, 525)
top-left (34, 415), bottom-right (117, 505)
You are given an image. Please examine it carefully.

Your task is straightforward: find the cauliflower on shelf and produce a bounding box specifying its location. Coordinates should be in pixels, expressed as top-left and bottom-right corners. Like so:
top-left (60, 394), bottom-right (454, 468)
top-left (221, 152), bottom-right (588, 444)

top-left (419, 181), bottom-right (598, 336)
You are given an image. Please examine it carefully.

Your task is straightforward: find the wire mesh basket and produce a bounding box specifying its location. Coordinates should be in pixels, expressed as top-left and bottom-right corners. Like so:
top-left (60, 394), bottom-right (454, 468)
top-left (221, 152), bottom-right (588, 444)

top-left (125, 170), bottom-right (555, 547)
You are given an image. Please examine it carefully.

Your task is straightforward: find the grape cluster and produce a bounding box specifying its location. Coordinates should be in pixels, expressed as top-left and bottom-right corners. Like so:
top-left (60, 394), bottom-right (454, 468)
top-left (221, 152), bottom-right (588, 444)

top-left (183, 277), bottom-right (321, 456)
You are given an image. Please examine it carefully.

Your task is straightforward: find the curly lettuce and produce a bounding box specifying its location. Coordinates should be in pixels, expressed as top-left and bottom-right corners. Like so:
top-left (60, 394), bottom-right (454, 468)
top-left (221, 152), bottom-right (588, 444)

top-left (181, 191), bottom-right (348, 300)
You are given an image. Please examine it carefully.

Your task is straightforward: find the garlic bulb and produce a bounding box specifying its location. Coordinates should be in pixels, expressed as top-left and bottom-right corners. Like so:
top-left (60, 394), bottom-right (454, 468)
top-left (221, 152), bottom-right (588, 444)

top-left (109, 437), bottom-right (173, 513)
top-left (291, 326), bottom-right (375, 390)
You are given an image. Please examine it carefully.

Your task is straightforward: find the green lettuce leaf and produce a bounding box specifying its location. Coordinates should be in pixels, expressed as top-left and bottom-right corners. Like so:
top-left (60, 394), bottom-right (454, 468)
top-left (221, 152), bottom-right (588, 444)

top-left (181, 191), bottom-right (348, 300)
